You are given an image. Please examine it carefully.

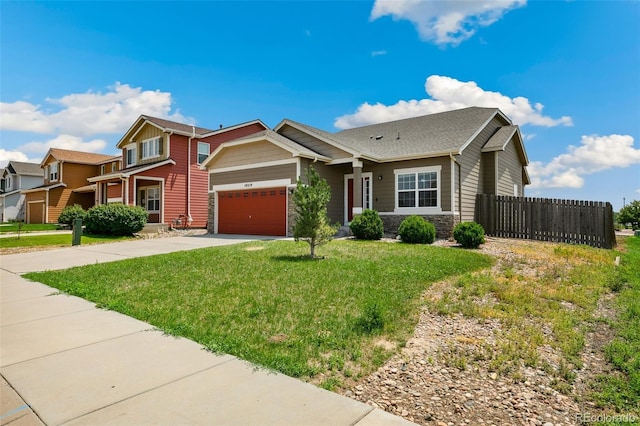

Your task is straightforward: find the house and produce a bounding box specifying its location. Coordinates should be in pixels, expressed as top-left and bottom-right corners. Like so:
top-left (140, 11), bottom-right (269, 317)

top-left (202, 107), bottom-right (530, 238)
top-left (0, 161), bottom-right (44, 222)
top-left (88, 115), bottom-right (268, 228)
top-left (21, 149), bottom-right (119, 224)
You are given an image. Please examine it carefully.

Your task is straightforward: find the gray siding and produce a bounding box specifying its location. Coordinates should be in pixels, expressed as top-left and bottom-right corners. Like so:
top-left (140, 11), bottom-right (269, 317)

top-left (497, 140), bottom-right (524, 196)
top-left (279, 126), bottom-right (352, 160)
top-left (299, 159), bottom-right (349, 225)
top-left (481, 152), bottom-right (497, 195)
top-left (457, 118), bottom-right (502, 222)
top-left (210, 163), bottom-right (297, 189)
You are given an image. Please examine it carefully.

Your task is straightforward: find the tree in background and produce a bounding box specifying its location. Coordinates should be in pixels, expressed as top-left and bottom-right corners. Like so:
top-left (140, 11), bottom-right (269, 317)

top-left (618, 200), bottom-right (640, 230)
top-left (293, 165), bottom-right (338, 258)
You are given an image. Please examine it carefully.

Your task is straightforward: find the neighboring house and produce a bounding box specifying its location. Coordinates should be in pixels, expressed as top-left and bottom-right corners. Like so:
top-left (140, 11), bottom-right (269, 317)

top-left (0, 161), bottom-right (44, 222)
top-left (88, 115), bottom-right (268, 228)
top-left (202, 107), bottom-right (530, 237)
top-left (22, 149), bottom-right (119, 224)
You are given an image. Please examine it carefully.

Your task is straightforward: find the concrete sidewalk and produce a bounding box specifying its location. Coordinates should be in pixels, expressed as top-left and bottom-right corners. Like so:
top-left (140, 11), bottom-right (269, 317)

top-left (0, 234), bottom-right (416, 425)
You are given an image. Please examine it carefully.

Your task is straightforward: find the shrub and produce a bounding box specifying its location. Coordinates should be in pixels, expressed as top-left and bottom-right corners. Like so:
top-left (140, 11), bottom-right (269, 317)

top-left (350, 209), bottom-right (384, 240)
top-left (453, 221), bottom-right (485, 249)
top-left (58, 204), bottom-right (87, 226)
top-left (84, 204), bottom-right (148, 236)
top-left (397, 215), bottom-right (436, 244)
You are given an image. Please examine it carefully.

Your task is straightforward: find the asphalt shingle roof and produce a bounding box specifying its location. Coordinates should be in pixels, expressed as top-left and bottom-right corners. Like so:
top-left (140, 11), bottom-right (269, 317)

top-left (47, 148), bottom-right (119, 165)
top-left (332, 107), bottom-right (501, 159)
top-left (226, 129), bottom-right (331, 160)
top-left (142, 115), bottom-right (216, 136)
top-left (7, 161), bottom-right (45, 176)
top-left (482, 125), bottom-right (518, 152)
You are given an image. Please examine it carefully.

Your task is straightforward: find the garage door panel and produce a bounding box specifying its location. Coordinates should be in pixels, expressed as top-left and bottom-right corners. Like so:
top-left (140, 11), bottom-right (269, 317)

top-left (218, 188), bottom-right (286, 236)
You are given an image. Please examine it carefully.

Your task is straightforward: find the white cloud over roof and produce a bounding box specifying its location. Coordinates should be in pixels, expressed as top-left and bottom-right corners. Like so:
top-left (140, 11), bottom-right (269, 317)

top-left (334, 75), bottom-right (572, 129)
top-left (370, 0), bottom-right (526, 46)
top-left (0, 82), bottom-right (190, 137)
top-left (529, 134), bottom-right (640, 189)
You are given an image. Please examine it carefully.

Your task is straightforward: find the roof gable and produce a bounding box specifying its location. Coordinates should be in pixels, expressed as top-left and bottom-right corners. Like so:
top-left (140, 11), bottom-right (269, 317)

top-left (41, 148), bottom-right (118, 167)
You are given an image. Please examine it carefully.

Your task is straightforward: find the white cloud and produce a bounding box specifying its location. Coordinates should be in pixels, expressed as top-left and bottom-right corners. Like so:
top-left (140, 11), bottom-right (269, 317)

top-left (18, 134), bottom-right (109, 156)
top-left (371, 50), bottom-right (387, 57)
top-left (370, 0), bottom-right (526, 46)
top-left (334, 75), bottom-right (572, 129)
top-left (0, 149), bottom-right (40, 168)
top-left (0, 82), bottom-right (190, 137)
top-left (529, 134), bottom-right (640, 189)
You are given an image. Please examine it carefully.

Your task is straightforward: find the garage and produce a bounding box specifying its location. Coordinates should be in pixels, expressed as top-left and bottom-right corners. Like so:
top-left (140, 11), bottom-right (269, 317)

top-left (28, 201), bottom-right (45, 224)
top-left (218, 187), bottom-right (287, 236)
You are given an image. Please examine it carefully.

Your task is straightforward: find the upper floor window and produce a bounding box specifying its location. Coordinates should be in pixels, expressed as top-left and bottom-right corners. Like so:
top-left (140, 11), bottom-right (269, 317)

top-left (197, 142), bottom-right (210, 164)
top-left (394, 166), bottom-right (441, 211)
top-left (125, 144), bottom-right (137, 167)
top-left (141, 137), bottom-right (161, 160)
top-left (49, 162), bottom-right (59, 182)
top-left (100, 165), bottom-right (106, 175)
top-left (4, 175), bottom-right (12, 191)
top-left (111, 162), bottom-right (118, 172)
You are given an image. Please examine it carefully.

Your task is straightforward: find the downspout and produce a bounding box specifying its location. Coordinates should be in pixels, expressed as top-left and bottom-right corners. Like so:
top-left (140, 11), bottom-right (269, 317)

top-left (450, 153), bottom-right (462, 224)
top-left (187, 126), bottom-right (194, 224)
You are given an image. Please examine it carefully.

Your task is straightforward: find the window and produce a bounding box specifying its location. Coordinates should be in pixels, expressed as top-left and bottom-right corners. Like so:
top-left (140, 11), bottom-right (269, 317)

top-left (197, 142), bottom-right (210, 164)
top-left (126, 145), bottom-right (137, 167)
top-left (139, 187), bottom-right (160, 212)
top-left (100, 165), bottom-right (106, 175)
top-left (49, 162), bottom-right (59, 181)
top-left (111, 162), bottom-right (118, 172)
top-left (141, 137), bottom-right (161, 160)
top-left (4, 176), bottom-right (12, 191)
top-left (395, 166), bottom-right (440, 210)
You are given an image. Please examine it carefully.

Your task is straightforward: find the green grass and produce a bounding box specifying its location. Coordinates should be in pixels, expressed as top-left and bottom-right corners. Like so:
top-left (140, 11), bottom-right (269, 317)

top-left (590, 236), bottom-right (640, 416)
top-left (0, 223), bottom-right (61, 233)
top-left (23, 240), bottom-right (491, 384)
top-left (0, 234), bottom-right (132, 249)
top-left (429, 240), bottom-right (620, 392)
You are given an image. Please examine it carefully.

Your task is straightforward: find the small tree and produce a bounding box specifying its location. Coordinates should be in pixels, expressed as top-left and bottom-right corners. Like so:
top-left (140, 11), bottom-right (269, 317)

top-left (618, 200), bottom-right (640, 230)
top-left (293, 166), bottom-right (338, 258)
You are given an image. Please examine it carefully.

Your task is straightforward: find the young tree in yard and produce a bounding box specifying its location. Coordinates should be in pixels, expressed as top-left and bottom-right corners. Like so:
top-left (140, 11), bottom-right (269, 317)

top-left (293, 165), bottom-right (338, 258)
top-left (618, 200), bottom-right (640, 229)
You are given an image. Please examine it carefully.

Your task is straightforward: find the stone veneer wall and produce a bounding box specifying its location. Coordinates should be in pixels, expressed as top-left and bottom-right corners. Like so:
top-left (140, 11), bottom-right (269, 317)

top-left (287, 192), bottom-right (296, 237)
top-left (207, 193), bottom-right (215, 233)
top-left (380, 214), bottom-right (460, 239)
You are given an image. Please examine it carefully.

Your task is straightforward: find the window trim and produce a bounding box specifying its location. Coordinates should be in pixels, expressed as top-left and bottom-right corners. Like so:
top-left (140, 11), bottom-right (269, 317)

top-left (138, 185), bottom-right (161, 213)
top-left (141, 137), bottom-right (161, 160)
top-left (125, 143), bottom-right (137, 167)
top-left (197, 142), bottom-right (210, 164)
top-left (48, 162), bottom-right (59, 182)
top-left (393, 165), bottom-right (442, 213)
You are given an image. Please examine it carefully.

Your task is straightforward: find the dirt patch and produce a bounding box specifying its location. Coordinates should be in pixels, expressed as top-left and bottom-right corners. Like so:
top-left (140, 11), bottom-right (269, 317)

top-left (342, 238), bottom-right (619, 426)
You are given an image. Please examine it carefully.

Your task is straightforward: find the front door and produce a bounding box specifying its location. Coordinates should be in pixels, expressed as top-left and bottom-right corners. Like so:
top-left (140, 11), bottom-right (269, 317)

top-left (345, 173), bottom-right (372, 222)
top-left (138, 186), bottom-right (161, 223)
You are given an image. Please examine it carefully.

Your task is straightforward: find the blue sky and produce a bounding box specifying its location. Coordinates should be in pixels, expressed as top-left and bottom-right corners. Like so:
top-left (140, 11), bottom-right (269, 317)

top-left (1, 0), bottom-right (639, 210)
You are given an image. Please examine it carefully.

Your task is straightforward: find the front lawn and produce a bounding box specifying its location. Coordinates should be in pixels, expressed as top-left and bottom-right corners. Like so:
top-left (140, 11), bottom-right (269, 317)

top-left (1, 234), bottom-right (132, 251)
top-left (0, 223), bottom-right (61, 233)
top-left (24, 240), bottom-right (491, 388)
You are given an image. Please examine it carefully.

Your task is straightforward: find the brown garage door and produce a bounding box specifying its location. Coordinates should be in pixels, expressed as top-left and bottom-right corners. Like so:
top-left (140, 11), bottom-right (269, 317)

top-left (218, 188), bottom-right (287, 236)
top-left (28, 202), bottom-right (45, 224)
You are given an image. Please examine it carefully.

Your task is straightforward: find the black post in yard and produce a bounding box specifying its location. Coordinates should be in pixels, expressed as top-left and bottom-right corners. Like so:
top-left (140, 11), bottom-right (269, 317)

top-left (72, 218), bottom-right (82, 246)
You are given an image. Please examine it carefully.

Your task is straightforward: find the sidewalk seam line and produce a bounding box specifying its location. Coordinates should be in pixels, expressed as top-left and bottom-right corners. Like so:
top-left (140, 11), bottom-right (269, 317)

top-left (57, 357), bottom-right (238, 426)
top-left (350, 406), bottom-right (376, 426)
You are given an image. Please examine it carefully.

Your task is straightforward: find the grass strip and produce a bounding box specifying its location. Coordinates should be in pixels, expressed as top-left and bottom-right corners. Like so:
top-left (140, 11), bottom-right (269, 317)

top-left (1, 234), bottom-right (131, 249)
top-left (24, 239), bottom-right (491, 386)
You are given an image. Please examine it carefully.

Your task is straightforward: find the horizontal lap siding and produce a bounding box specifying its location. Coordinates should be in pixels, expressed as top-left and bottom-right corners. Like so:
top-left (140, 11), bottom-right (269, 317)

top-left (300, 159), bottom-right (349, 225)
top-left (208, 141), bottom-right (292, 169)
top-left (132, 125), bottom-right (168, 167)
top-left (481, 152), bottom-right (496, 195)
top-left (211, 163), bottom-right (297, 187)
top-left (458, 119), bottom-right (502, 222)
top-left (364, 158), bottom-right (452, 213)
top-left (497, 141), bottom-right (524, 196)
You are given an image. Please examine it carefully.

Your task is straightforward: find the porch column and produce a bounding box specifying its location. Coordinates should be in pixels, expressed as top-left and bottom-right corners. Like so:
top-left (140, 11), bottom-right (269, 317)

top-left (352, 159), bottom-right (363, 217)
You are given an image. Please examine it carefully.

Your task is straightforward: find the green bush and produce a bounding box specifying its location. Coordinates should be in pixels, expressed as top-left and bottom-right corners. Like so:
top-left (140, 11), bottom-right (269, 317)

top-left (397, 215), bottom-right (436, 244)
top-left (84, 204), bottom-right (148, 236)
top-left (453, 221), bottom-right (485, 249)
top-left (58, 204), bottom-right (87, 226)
top-left (350, 209), bottom-right (384, 240)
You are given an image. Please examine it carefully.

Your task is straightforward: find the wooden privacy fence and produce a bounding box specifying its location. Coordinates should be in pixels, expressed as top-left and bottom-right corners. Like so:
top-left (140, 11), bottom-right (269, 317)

top-left (475, 194), bottom-right (616, 249)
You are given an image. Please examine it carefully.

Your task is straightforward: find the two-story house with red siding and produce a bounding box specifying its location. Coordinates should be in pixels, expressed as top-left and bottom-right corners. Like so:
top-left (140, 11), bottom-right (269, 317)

top-left (89, 115), bottom-right (268, 229)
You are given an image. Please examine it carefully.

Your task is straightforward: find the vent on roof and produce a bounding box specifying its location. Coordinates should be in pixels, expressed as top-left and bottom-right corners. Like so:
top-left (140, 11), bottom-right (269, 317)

top-left (397, 131), bottom-right (400, 140)
top-left (374, 135), bottom-right (383, 140)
